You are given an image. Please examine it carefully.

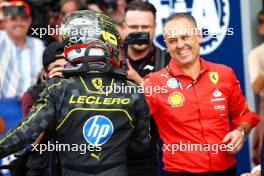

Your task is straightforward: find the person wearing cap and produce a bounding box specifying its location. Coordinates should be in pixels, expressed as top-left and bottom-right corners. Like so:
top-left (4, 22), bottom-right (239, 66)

top-left (7, 42), bottom-right (67, 176)
top-left (22, 42), bottom-right (67, 117)
top-left (0, 0), bottom-right (45, 98)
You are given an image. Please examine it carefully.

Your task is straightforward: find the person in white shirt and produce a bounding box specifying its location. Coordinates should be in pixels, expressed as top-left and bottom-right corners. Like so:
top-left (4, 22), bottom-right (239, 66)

top-left (0, 1), bottom-right (44, 98)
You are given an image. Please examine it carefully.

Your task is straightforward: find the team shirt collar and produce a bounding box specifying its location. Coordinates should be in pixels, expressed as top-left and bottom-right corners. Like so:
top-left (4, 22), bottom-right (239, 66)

top-left (167, 57), bottom-right (210, 77)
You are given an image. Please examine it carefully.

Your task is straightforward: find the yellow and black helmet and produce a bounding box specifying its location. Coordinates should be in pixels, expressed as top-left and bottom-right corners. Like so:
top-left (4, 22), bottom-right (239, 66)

top-left (62, 10), bottom-right (121, 68)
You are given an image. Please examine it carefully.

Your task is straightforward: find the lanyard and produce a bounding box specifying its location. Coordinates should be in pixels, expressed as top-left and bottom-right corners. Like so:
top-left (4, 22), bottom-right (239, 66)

top-left (165, 65), bottom-right (203, 90)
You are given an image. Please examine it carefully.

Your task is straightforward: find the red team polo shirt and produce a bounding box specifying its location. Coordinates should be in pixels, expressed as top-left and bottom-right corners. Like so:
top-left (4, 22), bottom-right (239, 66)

top-left (144, 58), bottom-right (259, 173)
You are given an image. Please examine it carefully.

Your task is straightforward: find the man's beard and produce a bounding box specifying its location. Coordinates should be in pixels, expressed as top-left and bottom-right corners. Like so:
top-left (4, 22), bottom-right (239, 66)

top-left (130, 44), bottom-right (150, 53)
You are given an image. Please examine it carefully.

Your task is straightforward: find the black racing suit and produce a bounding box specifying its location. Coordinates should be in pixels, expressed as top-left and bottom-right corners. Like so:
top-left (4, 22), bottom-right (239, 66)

top-left (0, 73), bottom-right (151, 176)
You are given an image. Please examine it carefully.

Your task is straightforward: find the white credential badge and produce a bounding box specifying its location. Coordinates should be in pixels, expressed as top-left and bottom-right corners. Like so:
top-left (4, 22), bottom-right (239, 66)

top-left (167, 78), bottom-right (179, 89)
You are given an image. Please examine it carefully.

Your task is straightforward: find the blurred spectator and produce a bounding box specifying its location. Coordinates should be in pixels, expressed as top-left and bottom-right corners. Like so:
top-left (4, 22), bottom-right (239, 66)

top-left (107, 0), bottom-right (127, 24)
top-left (24, 1), bottom-right (61, 46)
top-left (51, 0), bottom-right (82, 42)
top-left (107, 0), bottom-right (127, 42)
top-left (57, 0), bottom-right (82, 27)
top-left (38, 8), bottom-right (60, 46)
top-left (248, 9), bottom-right (264, 165)
top-left (0, 1), bottom-right (45, 98)
top-left (122, 1), bottom-right (170, 176)
top-left (123, 0), bottom-right (157, 63)
top-left (87, 3), bottom-right (102, 12)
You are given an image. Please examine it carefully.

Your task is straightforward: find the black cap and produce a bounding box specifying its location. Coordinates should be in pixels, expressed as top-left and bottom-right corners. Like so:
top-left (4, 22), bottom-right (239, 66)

top-left (42, 42), bottom-right (64, 69)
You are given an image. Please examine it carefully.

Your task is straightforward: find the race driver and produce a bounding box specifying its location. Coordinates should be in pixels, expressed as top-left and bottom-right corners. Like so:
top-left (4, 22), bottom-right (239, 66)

top-left (0, 10), bottom-right (151, 176)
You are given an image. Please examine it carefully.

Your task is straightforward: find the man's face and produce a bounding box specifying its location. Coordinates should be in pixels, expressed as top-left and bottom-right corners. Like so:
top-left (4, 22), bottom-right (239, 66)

top-left (4, 15), bottom-right (31, 39)
top-left (116, 0), bottom-right (126, 12)
top-left (123, 10), bottom-right (156, 52)
top-left (164, 18), bottom-right (202, 67)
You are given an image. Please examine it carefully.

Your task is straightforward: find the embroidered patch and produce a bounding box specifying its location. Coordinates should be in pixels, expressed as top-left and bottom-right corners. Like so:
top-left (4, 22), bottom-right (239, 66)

top-left (168, 92), bottom-right (185, 107)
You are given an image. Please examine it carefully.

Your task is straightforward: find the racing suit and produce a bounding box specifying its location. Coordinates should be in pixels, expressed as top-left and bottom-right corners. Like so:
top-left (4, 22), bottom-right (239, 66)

top-left (0, 73), bottom-right (151, 176)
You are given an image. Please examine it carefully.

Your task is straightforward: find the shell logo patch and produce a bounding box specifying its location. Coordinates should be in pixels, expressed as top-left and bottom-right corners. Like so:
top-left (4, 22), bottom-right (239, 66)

top-left (168, 92), bottom-right (185, 107)
top-left (209, 72), bottom-right (219, 85)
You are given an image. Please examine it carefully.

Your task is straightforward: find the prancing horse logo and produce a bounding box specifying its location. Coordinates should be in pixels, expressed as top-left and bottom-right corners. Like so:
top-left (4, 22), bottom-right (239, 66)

top-left (92, 78), bottom-right (103, 89)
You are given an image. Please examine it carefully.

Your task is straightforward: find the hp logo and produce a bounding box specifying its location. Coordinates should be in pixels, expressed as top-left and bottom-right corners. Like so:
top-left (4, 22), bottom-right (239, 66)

top-left (83, 115), bottom-right (114, 145)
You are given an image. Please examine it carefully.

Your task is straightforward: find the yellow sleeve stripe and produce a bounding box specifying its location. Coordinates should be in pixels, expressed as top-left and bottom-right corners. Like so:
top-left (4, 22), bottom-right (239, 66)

top-left (0, 95), bottom-right (49, 145)
top-left (0, 79), bottom-right (64, 145)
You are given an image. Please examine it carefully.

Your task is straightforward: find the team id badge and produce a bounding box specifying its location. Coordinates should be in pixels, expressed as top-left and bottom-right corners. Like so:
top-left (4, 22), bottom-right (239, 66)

top-left (167, 78), bottom-right (179, 89)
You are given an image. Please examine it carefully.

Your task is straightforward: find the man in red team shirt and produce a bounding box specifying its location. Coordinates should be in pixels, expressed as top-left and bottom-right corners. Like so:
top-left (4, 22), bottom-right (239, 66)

top-left (143, 13), bottom-right (260, 175)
